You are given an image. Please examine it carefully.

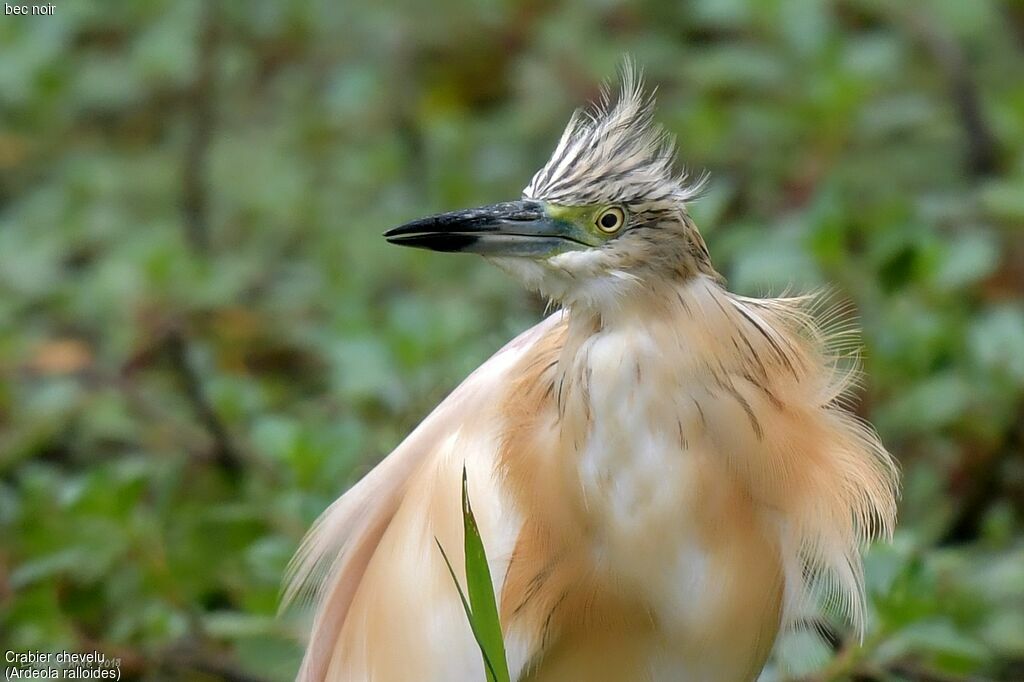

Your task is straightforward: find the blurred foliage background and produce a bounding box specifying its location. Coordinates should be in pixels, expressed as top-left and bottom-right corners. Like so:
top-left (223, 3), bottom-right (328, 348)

top-left (1, 0), bottom-right (1023, 680)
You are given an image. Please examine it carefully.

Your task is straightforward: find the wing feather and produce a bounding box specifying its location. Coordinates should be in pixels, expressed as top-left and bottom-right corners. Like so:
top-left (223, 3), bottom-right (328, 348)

top-left (286, 313), bottom-right (565, 682)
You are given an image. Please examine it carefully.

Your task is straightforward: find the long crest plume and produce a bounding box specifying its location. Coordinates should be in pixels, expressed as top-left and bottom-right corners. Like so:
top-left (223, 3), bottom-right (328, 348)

top-left (524, 61), bottom-right (704, 207)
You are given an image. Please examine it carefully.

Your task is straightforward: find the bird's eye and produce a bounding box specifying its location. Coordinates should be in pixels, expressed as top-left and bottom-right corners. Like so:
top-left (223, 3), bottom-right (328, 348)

top-left (596, 207), bottom-right (625, 234)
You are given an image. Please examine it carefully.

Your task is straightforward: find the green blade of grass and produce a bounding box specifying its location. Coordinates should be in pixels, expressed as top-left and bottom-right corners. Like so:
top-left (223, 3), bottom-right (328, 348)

top-left (434, 466), bottom-right (511, 682)
top-left (460, 466), bottom-right (510, 682)
top-left (434, 537), bottom-right (501, 682)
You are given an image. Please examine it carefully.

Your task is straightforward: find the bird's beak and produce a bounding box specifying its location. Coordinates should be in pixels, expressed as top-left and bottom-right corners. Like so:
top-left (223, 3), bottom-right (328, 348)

top-left (384, 200), bottom-right (587, 257)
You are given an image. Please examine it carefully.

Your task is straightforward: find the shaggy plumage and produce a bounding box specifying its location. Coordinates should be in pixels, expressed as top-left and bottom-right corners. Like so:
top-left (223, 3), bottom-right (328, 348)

top-left (285, 63), bottom-right (899, 682)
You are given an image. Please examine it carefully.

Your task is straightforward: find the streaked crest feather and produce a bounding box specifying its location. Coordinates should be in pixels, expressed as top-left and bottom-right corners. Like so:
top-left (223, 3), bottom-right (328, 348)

top-left (524, 60), bottom-right (704, 206)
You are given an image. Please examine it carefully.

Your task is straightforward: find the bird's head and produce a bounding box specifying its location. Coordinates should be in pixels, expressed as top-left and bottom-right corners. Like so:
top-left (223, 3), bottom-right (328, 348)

top-left (385, 65), bottom-right (715, 311)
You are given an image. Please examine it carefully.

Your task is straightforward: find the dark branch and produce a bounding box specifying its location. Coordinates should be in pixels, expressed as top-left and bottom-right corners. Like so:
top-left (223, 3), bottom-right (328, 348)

top-left (939, 402), bottom-right (1024, 546)
top-left (918, 23), bottom-right (1000, 176)
top-left (900, 8), bottom-right (1001, 177)
top-left (164, 328), bottom-right (243, 475)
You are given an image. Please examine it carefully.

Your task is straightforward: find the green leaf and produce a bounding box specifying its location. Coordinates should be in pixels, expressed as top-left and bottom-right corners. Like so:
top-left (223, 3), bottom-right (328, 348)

top-left (434, 467), bottom-right (510, 682)
top-left (461, 467), bottom-right (510, 682)
top-left (203, 611), bottom-right (279, 638)
top-left (435, 539), bottom-right (503, 682)
top-left (980, 179), bottom-right (1024, 222)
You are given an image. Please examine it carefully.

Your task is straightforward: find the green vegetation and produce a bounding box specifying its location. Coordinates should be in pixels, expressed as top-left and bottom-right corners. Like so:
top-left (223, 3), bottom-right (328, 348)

top-left (436, 468), bottom-right (511, 682)
top-left (1, 0), bottom-right (1023, 680)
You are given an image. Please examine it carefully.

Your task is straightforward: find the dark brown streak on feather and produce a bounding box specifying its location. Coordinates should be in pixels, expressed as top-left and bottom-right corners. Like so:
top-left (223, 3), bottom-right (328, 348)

top-left (677, 418), bottom-right (687, 450)
top-left (543, 378), bottom-right (557, 403)
top-left (733, 339), bottom-right (759, 380)
top-left (556, 373), bottom-right (567, 420)
top-left (744, 371), bottom-right (784, 410)
top-left (583, 585), bottom-right (597, 626)
top-left (541, 590), bottom-right (571, 650)
top-left (512, 561), bottom-right (557, 619)
top-left (733, 301), bottom-right (796, 375)
top-left (735, 327), bottom-right (769, 382)
top-left (692, 398), bottom-right (707, 432)
top-left (675, 291), bottom-right (691, 315)
top-left (721, 380), bottom-right (763, 441)
top-left (580, 363), bottom-right (593, 423)
top-left (540, 357), bottom-right (561, 404)
top-left (709, 289), bottom-right (736, 322)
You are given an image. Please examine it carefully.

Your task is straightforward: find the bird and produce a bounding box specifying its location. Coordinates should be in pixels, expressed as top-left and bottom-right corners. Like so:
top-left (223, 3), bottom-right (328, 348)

top-left (284, 64), bottom-right (899, 682)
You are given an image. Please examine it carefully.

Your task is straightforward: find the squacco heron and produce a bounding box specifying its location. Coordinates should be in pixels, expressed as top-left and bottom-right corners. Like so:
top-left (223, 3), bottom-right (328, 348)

top-left (286, 66), bottom-right (899, 682)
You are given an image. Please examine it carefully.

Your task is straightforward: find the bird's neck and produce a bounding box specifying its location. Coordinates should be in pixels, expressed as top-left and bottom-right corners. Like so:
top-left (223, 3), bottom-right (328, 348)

top-left (557, 275), bottom-right (717, 376)
top-left (548, 274), bottom-right (783, 528)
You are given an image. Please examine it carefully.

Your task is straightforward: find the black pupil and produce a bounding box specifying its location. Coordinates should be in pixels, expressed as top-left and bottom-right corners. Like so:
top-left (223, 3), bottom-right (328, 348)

top-left (600, 212), bottom-right (618, 229)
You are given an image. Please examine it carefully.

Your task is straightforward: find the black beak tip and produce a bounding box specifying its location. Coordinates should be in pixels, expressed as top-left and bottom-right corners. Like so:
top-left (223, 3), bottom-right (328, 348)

top-left (385, 232), bottom-right (480, 253)
top-left (383, 223), bottom-right (416, 239)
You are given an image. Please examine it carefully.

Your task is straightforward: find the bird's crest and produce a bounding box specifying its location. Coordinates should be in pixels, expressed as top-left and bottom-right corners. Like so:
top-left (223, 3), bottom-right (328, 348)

top-left (524, 61), bottom-right (704, 207)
